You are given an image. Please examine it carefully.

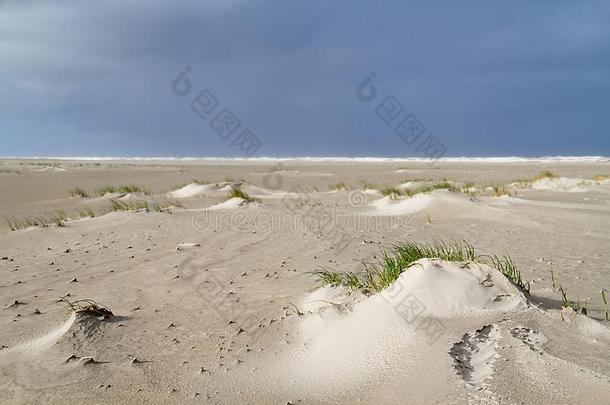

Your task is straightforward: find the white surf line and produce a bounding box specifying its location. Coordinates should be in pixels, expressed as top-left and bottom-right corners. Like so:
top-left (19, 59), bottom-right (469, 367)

top-left (0, 314), bottom-right (76, 358)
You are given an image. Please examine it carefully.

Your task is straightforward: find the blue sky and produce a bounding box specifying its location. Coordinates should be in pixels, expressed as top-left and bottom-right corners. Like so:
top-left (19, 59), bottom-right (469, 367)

top-left (1, 0), bottom-right (609, 157)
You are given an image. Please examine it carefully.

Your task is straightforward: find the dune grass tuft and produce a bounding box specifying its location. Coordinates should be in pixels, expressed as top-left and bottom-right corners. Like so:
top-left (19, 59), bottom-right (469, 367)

top-left (58, 297), bottom-right (113, 318)
top-left (96, 184), bottom-right (150, 196)
top-left (492, 185), bottom-right (511, 197)
top-left (50, 210), bottom-right (68, 227)
top-left (77, 207), bottom-right (95, 218)
top-left (403, 182), bottom-right (461, 197)
top-left (602, 289), bottom-right (609, 321)
top-left (558, 286), bottom-right (576, 310)
top-left (377, 182), bottom-right (462, 201)
top-left (361, 180), bottom-right (376, 190)
top-left (380, 187), bottom-right (402, 199)
top-left (329, 182), bottom-right (349, 191)
top-left (69, 188), bottom-right (89, 198)
top-left (486, 255), bottom-right (529, 293)
top-left (594, 174), bottom-right (610, 181)
top-left (109, 199), bottom-right (182, 213)
top-left (4, 210), bottom-right (70, 231)
top-left (533, 171), bottom-right (557, 181)
top-left (311, 240), bottom-right (530, 295)
top-left (226, 188), bottom-right (260, 203)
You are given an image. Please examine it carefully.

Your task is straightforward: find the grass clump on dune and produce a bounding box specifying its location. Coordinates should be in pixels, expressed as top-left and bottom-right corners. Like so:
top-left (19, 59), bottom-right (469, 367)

top-left (594, 174), bottom-right (610, 181)
top-left (4, 210), bottom-right (69, 231)
top-left (110, 199), bottom-right (149, 212)
top-left (311, 240), bottom-right (529, 295)
top-left (492, 185), bottom-right (511, 197)
top-left (4, 216), bottom-right (48, 231)
top-left (77, 207), bottom-right (95, 218)
top-left (533, 171), bottom-right (557, 181)
top-left (96, 184), bottom-right (150, 196)
top-left (329, 182), bottom-right (349, 191)
top-left (59, 297), bottom-right (113, 318)
top-left (403, 182), bottom-right (461, 197)
top-left (378, 182), bottom-right (462, 201)
top-left (602, 289), bottom-right (609, 321)
top-left (226, 188), bottom-right (260, 203)
top-left (69, 188), bottom-right (89, 198)
top-left (109, 199), bottom-right (182, 213)
top-left (50, 210), bottom-right (68, 227)
top-left (380, 187), bottom-right (402, 199)
top-left (361, 180), bottom-right (376, 190)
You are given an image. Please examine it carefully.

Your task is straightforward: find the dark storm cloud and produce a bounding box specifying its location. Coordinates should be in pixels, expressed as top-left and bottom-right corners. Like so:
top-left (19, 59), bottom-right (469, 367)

top-left (1, 0), bottom-right (609, 156)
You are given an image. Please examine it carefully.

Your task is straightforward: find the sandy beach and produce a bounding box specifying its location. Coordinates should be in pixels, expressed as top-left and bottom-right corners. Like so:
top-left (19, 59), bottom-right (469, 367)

top-left (1, 158), bottom-right (610, 404)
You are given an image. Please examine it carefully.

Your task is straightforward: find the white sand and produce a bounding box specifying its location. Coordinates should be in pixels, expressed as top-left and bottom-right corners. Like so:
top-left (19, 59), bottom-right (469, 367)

top-left (1, 158), bottom-right (609, 403)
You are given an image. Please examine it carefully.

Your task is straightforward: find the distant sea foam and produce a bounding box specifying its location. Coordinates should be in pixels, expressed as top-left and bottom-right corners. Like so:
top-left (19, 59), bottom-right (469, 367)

top-left (3, 156), bottom-right (609, 163)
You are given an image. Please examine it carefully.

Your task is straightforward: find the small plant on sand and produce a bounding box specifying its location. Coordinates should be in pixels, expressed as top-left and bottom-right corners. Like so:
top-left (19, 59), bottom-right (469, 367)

top-left (77, 207), bottom-right (95, 218)
top-left (312, 241), bottom-right (479, 295)
top-left (2, 212), bottom-right (74, 230)
top-left (550, 267), bottom-right (557, 290)
top-left (148, 200), bottom-right (184, 213)
top-left (226, 188), bottom-right (261, 203)
top-left (311, 240), bottom-right (531, 296)
top-left (50, 210), bottom-right (68, 227)
top-left (361, 180), bottom-right (376, 190)
top-left (380, 187), bottom-right (402, 199)
top-left (58, 297), bottom-right (113, 319)
top-left (403, 182), bottom-right (461, 197)
top-left (69, 188), bottom-right (89, 198)
top-left (329, 182), bottom-right (349, 191)
top-left (558, 285), bottom-right (575, 310)
top-left (486, 255), bottom-right (530, 293)
top-left (96, 184), bottom-right (150, 196)
top-left (492, 185), bottom-right (511, 197)
top-left (463, 182), bottom-right (475, 190)
top-left (109, 199), bottom-right (149, 212)
top-left (533, 171), bottom-right (557, 181)
top-left (602, 289), bottom-right (609, 321)
top-left (310, 269), bottom-right (364, 291)
top-left (594, 174), bottom-right (610, 181)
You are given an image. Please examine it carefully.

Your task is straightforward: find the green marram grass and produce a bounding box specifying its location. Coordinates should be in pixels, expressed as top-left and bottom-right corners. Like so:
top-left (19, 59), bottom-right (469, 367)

top-left (533, 171), bottom-right (557, 181)
top-left (602, 289), bottom-right (609, 321)
top-left (226, 188), bottom-right (261, 203)
top-left (492, 185), bottom-right (511, 197)
top-left (109, 199), bottom-right (182, 213)
top-left (311, 240), bottom-right (530, 296)
top-left (403, 182), bottom-right (461, 197)
top-left (361, 180), bottom-right (376, 190)
top-left (77, 207), bottom-right (95, 218)
top-left (69, 188), bottom-right (89, 198)
top-left (96, 184), bottom-right (150, 196)
top-left (378, 182), bottom-right (462, 200)
top-left (4, 210), bottom-right (69, 231)
top-left (58, 297), bottom-right (113, 318)
top-left (329, 182), bottom-right (349, 191)
top-left (380, 187), bottom-right (402, 199)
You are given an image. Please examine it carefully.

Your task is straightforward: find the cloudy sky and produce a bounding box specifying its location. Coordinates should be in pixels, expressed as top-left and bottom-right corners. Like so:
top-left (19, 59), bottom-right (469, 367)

top-left (1, 0), bottom-right (609, 157)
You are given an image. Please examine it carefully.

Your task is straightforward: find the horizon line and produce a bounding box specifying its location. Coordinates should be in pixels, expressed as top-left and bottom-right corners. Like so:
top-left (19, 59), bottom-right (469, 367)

top-left (1, 155), bottom-right (609, 163)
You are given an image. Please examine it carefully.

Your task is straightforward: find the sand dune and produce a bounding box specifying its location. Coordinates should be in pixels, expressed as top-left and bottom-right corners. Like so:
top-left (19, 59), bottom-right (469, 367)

top-left (1, 159), bottom-right (609, 403)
